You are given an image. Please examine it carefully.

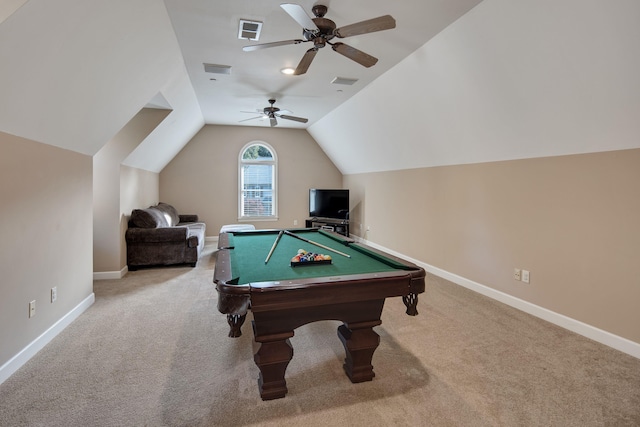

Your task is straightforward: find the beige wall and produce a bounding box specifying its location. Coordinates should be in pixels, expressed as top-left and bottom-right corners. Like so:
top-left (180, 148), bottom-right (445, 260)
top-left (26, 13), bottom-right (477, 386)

top-left (0, 131), bottom-right (94, 366)
top-left (345, 148), bottom-right (640, 344)
top-left (160, 125), bottom-right (343, 234)
top-left (93, 108), bottom-right (169, 273)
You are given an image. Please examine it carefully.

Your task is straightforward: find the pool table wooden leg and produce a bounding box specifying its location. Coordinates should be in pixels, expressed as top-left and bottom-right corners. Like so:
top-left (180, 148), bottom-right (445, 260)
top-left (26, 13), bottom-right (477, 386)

top-left (226, 313), bottom-right (246, 337)
top-left (402, 292), bottom-right (419, 316)
top-left (253, 331), bottom-right (294, 400)
top-left (337, 319), bottom-right (382, 383)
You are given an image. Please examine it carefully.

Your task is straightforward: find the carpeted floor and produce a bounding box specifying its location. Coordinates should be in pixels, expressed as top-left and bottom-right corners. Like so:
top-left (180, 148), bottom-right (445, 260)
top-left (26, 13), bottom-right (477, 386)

top-left (1, 243), bottom-right (639, 426)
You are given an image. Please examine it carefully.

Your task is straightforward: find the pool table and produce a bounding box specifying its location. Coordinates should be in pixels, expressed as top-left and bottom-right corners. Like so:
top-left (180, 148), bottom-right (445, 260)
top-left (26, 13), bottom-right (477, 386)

top-left (214, 228), bottom-right (426, 400)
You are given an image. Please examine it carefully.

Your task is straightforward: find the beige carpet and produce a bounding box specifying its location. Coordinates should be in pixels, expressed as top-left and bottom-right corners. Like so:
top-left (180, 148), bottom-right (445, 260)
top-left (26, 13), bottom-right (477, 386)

top-left (1, 243), bottom-right (639, 426)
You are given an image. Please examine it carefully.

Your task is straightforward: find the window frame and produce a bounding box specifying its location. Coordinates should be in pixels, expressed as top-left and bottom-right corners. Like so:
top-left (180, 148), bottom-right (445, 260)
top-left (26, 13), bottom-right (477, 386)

top-left (238, 141), bottom-right (278, 221)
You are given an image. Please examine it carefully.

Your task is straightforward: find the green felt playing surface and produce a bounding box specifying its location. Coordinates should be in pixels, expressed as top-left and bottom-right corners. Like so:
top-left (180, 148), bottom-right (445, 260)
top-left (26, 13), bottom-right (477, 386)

top-left (226, 229), bottom-right (409, 285)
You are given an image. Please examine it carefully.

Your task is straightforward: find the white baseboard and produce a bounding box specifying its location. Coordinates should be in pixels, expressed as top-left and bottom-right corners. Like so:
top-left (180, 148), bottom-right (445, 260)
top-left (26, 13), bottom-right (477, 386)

top-left (93, 266), bottom-right (128, 280)
top-left (0, 293), bottom-right (95, 385)
top-left (355, 236), bottom-right (640, 360)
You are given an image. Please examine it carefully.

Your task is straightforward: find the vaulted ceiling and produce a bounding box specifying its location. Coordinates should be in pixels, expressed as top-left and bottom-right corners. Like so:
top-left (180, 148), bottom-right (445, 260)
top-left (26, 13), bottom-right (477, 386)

top-left (0, 0), bottom-right (482, 172)
top-left (163, 0), bottom-right (483, 128)
top-left (2, 1), bottom-right (639, 175)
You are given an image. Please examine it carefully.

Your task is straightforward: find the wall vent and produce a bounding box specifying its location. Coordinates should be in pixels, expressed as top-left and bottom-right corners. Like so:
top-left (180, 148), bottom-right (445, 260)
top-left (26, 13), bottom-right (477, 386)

top-left (238, 20), bottom-right (263, 40)
top-left (203, 63), bottom-right (232, 75)
top-left (331, 77), bottom-right (358, 86)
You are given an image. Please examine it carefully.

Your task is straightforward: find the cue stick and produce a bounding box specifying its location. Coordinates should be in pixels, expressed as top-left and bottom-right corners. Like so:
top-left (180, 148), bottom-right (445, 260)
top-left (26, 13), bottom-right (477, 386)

top-left (264, 230), bottom-right (284, 264)
top-left (283, 230), bottom-right (351, 258)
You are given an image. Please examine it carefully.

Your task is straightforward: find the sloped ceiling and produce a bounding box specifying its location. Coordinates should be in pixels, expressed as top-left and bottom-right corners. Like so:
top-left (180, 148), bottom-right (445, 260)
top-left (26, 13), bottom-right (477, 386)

top-left (0, 0), bottom-right (203, 172)
top-left (163, 0), bottom-right (483, 129)
top-left (0, 0), bottom-right (483, 173)
top-left (310, 0), bottom-right (640, 174)
top-left (1, 1), bottom-right (639, 175)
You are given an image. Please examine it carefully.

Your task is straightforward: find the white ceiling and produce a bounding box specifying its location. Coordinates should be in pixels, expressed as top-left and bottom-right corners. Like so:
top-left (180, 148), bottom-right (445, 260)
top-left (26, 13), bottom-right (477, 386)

top-left (3, 1), bottom-right (638, 175)
top-left (163, 0), bottom-right (483, 129)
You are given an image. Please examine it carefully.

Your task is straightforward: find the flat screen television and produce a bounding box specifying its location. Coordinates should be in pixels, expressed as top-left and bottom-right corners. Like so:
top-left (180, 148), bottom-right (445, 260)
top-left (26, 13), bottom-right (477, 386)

top-left (309, 189), bottom-right (349, 220)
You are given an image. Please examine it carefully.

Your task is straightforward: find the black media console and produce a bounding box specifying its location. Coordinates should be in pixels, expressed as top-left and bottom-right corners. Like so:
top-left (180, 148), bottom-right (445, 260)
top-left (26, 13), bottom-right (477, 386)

top-left (305, 218), bottom-right (349, 236)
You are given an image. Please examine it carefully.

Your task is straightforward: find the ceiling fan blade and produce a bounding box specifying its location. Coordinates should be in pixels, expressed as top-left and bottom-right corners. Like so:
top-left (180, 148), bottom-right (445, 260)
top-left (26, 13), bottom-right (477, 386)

top-left (334, 15), bottom-right (396, 38)
top-left (280, 3), bottom-right (318, 30)
top-left (332, 42), bottom-right (378, 67)
top-left (270, 116), bottom-right (278, 127)
top-left (294, 48), bottom-right (318, 75)
top-left (243, 39), bottom-right (305, 52)
top-left (278, 114), bottom-right (308, 123)
top-left (238, 116), bottom-right (264, 123)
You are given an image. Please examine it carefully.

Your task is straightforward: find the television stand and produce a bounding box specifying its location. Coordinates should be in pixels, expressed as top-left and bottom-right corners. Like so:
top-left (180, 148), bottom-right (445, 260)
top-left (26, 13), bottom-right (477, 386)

top-left (305, 217), bottom-right (349, 236)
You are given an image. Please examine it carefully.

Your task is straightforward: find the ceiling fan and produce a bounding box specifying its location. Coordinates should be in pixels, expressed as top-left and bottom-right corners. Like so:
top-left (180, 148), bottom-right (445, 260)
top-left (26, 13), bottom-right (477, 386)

top-left (240, 99), bottom-right (309, 127)
top-left (243, 3), bottom-right (396, 75)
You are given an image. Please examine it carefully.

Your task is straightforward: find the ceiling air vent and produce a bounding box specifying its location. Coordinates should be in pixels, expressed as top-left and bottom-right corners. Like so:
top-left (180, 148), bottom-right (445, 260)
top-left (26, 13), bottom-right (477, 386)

top-left (238, 20), bottom-right (263, 41)
top-left (331, 77), bottom-right (358, 86)
top-left (203, 63), bottom-right (232, 75)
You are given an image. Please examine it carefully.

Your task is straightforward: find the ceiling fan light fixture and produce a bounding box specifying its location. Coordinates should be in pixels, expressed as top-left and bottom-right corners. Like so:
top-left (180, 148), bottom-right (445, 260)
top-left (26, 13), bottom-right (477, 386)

top-left (280, 67), bottom-right (295, 75)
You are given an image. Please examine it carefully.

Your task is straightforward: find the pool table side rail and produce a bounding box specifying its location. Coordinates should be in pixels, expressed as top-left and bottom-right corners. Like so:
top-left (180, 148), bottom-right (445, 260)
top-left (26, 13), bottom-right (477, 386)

top-left (214, 248), bottom-right (422, 292)
top-left (214, 234), bottom-right (426, 316)
top-left (248, 272), bottom-right (424, 314)
top-left (217, 228), bottom-right (352, 251)
top-left (214, 248), bottom-right (250, 315)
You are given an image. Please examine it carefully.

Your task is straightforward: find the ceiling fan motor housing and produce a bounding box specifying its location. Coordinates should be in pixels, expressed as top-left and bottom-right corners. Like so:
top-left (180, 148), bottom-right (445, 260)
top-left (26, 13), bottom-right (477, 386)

top-left (265, 99), bottom-right (279, 115)
top-left (304, 16), bottom-right (336, 46)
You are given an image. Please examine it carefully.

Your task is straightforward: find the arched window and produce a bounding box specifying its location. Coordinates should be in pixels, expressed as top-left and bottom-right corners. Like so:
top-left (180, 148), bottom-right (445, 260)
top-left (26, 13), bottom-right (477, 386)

top-left (238, 142), bottom-right (277, 220)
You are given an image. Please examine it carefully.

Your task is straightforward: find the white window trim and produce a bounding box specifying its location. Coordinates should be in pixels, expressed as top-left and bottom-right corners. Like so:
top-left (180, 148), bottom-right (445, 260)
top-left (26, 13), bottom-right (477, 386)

top-left (238, 141), bottom-right (278, 221)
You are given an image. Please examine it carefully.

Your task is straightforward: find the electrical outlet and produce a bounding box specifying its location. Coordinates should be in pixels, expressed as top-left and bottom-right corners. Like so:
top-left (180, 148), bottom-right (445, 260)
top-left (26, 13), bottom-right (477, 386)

top-left (514, 268), bottom-right (521, 281)
top-left (293, 219), bottom-right (298, 226)
top-left (51, 287), bottom-right (57, 303)
top-left (29, 300), bottom-right (36, 318)
top-left (522, 270), bottom-right (530, 283)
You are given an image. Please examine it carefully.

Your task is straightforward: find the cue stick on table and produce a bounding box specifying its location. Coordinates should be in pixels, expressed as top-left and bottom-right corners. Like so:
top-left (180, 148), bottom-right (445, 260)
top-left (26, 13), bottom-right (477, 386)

top-left (283, 230), bottom-right (351, 258)
top-left (264, 230), bottom-right (284, 264)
